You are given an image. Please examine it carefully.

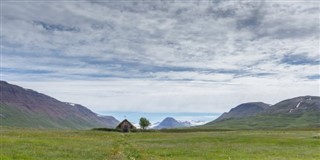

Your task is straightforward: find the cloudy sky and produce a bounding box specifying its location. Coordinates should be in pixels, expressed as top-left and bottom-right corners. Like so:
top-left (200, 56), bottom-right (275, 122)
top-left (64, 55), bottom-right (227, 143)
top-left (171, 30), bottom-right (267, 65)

top-left (1, 0), bottom-right (319, 116)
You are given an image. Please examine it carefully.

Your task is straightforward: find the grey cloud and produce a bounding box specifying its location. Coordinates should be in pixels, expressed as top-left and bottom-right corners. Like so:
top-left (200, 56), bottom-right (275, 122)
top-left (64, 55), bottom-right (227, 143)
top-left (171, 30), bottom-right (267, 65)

top-left (206, 7), bottom-right (236, 18)
top-left (33, 21), bottom-right (80, 32)
top-left (2, 0), bottom-right (319, 83)
top-left (253, 2), bottom-right (318, 40)
top-left (236, 1), bottom-right (266, 30)
top-left (257, 23), bottom-right (319, 40)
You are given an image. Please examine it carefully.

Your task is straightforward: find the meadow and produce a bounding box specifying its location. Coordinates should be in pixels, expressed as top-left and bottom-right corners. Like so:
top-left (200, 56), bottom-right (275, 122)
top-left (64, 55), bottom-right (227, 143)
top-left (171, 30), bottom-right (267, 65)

top-left (1, 127), bottom-right (319, 160)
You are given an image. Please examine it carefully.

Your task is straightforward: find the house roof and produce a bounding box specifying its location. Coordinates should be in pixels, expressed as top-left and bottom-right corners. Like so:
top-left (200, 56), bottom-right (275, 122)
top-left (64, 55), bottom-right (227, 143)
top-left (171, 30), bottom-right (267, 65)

top-left (116, 119), bottom-right (136, 129)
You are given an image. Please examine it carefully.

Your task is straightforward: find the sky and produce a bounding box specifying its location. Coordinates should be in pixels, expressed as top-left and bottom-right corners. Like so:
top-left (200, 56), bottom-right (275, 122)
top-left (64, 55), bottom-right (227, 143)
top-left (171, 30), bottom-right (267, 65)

top-left (1, 0), bottom-right (319, 122)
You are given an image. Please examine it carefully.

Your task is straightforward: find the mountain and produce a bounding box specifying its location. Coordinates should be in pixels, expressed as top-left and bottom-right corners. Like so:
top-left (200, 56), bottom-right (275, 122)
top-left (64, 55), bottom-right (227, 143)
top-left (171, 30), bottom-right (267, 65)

top-left (265, 96), bottom-right (320, 114)
top-left (151, 120), bottom-right (207, 129)
top-left (204, 96), bottom-right (320, 129)
top-left (153, 117), bottom-right (191, 129)
top-left (214, 102), bottom-right (270, 122)
top-left (0, 81), bottom-right (119, 129)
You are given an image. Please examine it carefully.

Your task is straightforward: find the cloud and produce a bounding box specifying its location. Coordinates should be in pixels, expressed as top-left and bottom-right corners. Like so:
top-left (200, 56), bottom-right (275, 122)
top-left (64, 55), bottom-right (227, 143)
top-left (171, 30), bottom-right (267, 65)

top-left (236, 1), bottom-right (266, 30)
top-left (33, 21), bottom-right (80, 32)
top-left (2, 0), bottom-right (319, 113)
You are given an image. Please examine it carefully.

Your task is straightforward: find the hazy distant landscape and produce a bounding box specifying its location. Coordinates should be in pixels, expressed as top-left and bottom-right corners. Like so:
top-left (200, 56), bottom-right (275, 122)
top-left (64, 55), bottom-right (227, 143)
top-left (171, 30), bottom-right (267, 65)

top-left (1, 0), bottom-right (320, 159)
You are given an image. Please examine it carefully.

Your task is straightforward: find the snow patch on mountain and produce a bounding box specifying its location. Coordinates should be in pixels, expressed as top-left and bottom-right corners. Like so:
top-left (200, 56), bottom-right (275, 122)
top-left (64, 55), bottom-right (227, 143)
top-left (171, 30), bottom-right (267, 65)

top-left (65, 102), bottom-right (76, 106)
top-left (150, 122), bottom-right (161, 128)
top-left (296, 101), bottom-right (302, 109)
top-left (187, 120), bottom-right (210, 126)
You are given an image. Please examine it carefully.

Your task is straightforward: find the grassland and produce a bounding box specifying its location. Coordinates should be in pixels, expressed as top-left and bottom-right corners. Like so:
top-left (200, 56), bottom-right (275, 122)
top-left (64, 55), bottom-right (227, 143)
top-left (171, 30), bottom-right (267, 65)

top-left (1, 127), bottom-right (320, 160)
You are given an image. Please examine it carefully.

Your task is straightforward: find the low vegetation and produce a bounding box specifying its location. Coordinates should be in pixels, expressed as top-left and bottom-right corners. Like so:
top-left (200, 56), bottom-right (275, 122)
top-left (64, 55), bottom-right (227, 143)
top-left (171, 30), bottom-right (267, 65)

top-left (1, 126), bottom-right (319, 160)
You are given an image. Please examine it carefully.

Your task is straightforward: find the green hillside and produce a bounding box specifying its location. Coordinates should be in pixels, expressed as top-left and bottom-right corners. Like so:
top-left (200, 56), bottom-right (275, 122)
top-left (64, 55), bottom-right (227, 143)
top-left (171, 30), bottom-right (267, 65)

top-left (203, 96), bottom-right (320, 130)
top-left (0, 103), bottom-right (110, 130)
top-left (203, 112), bottom-right (320, 130)
top-left (0, 81), bottom-right (119, 129)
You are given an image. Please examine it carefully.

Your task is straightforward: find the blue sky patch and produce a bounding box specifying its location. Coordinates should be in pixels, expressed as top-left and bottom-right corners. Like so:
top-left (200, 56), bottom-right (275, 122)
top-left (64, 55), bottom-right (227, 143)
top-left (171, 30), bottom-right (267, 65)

top-left (281, 54), bottom-right (319, 65)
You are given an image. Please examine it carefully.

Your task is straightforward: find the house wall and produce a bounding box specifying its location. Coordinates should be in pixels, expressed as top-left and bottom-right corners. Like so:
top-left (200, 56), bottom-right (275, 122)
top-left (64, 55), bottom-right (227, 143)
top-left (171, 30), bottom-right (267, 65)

top-left (116, 120), bottom-right (136, 131)
top-left (120, 121), bottom-right (130, 129)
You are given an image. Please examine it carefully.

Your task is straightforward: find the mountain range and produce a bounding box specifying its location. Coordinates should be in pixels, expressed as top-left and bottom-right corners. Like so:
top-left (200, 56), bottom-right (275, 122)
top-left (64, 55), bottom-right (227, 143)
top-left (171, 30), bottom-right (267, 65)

top-left (1, 81), bottom-right (319, 130)
top-left (205, 96), bottom-right (320, 129)
top-left (0, 81), bottom-right (119, 129)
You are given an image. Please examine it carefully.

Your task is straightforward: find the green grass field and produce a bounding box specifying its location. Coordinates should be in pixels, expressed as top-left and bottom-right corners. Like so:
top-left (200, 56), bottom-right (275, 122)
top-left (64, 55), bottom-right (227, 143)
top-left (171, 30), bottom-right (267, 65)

top-left (1, 127), bottom-right (319, 160)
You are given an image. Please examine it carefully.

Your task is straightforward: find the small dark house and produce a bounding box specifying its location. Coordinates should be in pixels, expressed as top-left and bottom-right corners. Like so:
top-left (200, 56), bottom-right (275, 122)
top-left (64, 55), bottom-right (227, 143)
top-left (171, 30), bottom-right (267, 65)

top-left (116, 119), bottom-right (136, 132)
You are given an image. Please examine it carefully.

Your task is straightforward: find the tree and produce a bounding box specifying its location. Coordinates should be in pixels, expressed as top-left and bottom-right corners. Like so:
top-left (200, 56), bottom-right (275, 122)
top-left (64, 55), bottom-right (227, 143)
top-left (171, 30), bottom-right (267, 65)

top-left (139, 117), bottom-right (151, 130)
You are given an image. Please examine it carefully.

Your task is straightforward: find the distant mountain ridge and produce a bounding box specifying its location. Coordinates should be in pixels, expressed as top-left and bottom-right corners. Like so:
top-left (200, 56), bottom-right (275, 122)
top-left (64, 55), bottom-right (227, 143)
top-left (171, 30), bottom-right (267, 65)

top-left (205, 96), bottom-right (320, 129)
top-left (0, 81), bottom-right (119, 129)
top-left (215, 102), bottom-right (270, 122)
top-left (153, 117), bottom-right (191, 129)
top-left (150, 119), bottom-right (209, 129)
top-left (265, 96), bottom-right (320, 114)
